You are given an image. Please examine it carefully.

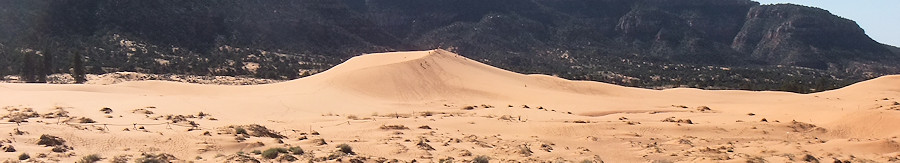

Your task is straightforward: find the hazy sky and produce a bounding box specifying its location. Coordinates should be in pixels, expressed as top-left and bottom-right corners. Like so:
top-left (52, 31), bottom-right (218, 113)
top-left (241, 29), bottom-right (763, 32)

top-left (754, 0), bottom-right (900, 47)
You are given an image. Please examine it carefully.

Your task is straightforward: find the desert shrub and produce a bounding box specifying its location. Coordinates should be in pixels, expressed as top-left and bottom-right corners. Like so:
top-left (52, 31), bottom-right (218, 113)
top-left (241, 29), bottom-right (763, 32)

top-left (261, 148), bottom-right (287, 159)
top-left (240, 124), bottom-right (285, 138)
top-left (380, 125), bottom-right (409, 130)
top-left (288, 146), bottom-right (304, 155)
top-left (312, 138), bottom-right (328, 145)
top-left (462, 106), bottom-right (475, 110)
top-left (132, 109), bottom-right (154, 114)
top-left (337, 144), bottom-right (354, 155)
top-left (518, 145), bottom-right (532, 156)
top-left (18, 153), bottom-right (29, 160)
top-left (77, 154), bottom-right (102, 163)
top-left (251, 150), bottom-right (262, 155)
top-left (79, 117), bottom-right (96, 123)
top-left (134, 153), bottom-right (177, 163)
top-left (2, 145), bottom-right (15, 152)
top-left (100, 108), bottom-right (113, 114)
top-left (418, 125), bottom-right (432, 129)
top-left (278, 154), bottom-right (297, 162)
top-left (38, 134), bottom-right (66, 146)
top-left (51, 146), bottom-right (71, 153)
top-left (417, 139), bottom-right (434, 151)
top-left (439, 157), bottom-right (455, 163)
top-left (473, 155), bottom-right (490, 163)
top-left (111, 155), bottom-right (130, 163)
top-left (234, 127), bottom-right (248, 135)
top-left (697, 106), bottom-right (711, 111)
top-left (802, 154), bottom-right (818, 162)
top-left (346, 115), bottom-right (359, 120)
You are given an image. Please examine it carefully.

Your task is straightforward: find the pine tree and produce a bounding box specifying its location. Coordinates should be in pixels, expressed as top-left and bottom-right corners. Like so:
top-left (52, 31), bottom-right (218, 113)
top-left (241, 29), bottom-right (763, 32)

top-left (21, 53), bottom-right (36, 83)
top-left (40, 52), bottom-right (52, 83)
top-left (72, 52), bottom-right (86, 84)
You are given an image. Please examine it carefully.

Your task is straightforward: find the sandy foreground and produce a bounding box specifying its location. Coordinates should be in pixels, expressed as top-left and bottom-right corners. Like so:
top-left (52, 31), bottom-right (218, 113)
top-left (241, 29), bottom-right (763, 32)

top-left (0, 49), bottom-right (898, 162)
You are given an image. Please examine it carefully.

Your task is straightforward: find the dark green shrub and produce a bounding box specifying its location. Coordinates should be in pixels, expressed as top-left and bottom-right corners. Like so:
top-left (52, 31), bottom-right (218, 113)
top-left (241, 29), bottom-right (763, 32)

top-left (235, 127), bottom-right (248, 135)
top-left (77, 154), bottom-right (102, 163)
top-left (18, 153), bottom-right (29, 160)
top-left (337, 144), bottom-right (354, 155)
top-left (261, 148), bottom-right (286, 159)
top-left (288, 146), bottom-right (304, 155)
top-left (473, 155), bottom-right (490, 163)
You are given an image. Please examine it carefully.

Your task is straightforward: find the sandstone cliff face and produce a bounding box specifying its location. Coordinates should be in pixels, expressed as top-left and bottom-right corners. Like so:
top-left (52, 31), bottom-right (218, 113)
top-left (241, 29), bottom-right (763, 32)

top-left (732, 4), bottom-right (892, 69)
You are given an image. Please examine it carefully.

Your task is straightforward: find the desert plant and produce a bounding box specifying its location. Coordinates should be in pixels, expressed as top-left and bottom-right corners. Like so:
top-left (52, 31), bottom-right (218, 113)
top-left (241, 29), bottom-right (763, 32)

top-left (288, 146), bottom-right (304, 155)
top-left (278, 154), bottom-right (297, 162)
top-left (462, 106), bottom-right (475, 110)
top-left (2, 145), bottom-right (15, 152)
top-left (100, 108), bottom-right (113, 114)
top-left (251, 150), bottom-right (262, 155)
top-left (802, 154), bottom-right (818, 162)
top-left (110, 155), bottom-right (130, 163)
top-left (134, 153), bottom-right (176, 163)
top-left (38, 134), bottom-right (66, 146)
top-left (518, 145), bottom-right (532, 156)
top-left (439, 157), bottom-right (455, 163)
top-left (312, 138), bottom-right (327, 145)
top-left (380, 125), bottom-right (409, 130)
top-left (77, 154), bottom-right (102, 163)
top-left (261, 148), bottom-right (287, 159)
top-left (337, 144), bottom-right (354, 155)
top-left (18, 153), bottom-right (29, 160)
top-left (234, 127), bottom-right (248, 135)
top-left (79, 117), bottom-right (96, 123)
top-left (473, 155), bottom-right (490, 163)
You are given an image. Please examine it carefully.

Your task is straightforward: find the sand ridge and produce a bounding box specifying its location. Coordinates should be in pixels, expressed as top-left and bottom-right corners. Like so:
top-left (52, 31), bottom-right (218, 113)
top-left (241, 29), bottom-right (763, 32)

top-left (0, 49), bottom-right (898, 162)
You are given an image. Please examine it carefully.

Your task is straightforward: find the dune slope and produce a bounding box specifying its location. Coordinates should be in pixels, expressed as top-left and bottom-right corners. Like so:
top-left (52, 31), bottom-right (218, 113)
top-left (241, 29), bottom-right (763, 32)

top-left (0, 50), bottom-right (898, 162)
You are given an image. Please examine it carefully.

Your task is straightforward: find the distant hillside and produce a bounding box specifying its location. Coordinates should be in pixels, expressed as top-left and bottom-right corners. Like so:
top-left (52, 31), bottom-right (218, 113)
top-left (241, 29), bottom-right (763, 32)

top-left (1, 0), bottom-right (898, 93)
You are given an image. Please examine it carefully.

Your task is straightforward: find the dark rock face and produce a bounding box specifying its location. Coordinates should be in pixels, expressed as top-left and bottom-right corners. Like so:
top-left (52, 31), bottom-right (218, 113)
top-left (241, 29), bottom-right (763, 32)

top-left (0, 0), bottom-right (898, 92)
top-left (732, 4), bottom-right (893, 70)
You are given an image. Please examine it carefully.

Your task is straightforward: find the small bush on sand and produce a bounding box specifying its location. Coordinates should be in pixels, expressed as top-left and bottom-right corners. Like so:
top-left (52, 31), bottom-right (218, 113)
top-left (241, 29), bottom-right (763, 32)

top-left (261, 148), bottom-right (287, 159)
top-left (18, 153), bottom-right (29, 160)
top-left (110, 155), bottom-right (130, 163)
top-left (77, 154), bottom-right (102, 163)
top-left (100, 108), bottom-right (113, 114)
top-left (135, 153), bottom-right (177, 163)
top-left (473, 155), bottom-right (490, 163)
top-left (288, 146), bottom-right (304, 155)
top-left (337, 144), bottom-right (354, 155)
top-left (251, 150), bottom-right (261, 155)
top-left (234, 127), bottom-right (248, 135)
top-left (462, 106), bottom-right (475, 110)
top-left (380, 125), bottom-right (409, 130)
top-left (79, 117), bottom-right (96, 123)
top-left (38, 134), bottom-right (66, 146)
top-left (312, 138), bottom-right (327, 145)
top-left (802, 154), bottom-right (818, 162)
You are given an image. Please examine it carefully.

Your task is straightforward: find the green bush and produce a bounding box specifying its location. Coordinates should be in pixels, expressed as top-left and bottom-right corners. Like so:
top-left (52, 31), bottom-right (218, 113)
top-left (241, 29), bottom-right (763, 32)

top-left (473, 155), bottom-right (490, 163)
top-left (18, 153), bottom-right (29, 160)
top-left (77, 154), bottom-right (102, 163)
top-left (261, 148), bottom-right (287, 159)
top-left (288, 146), bottom-right (304, 155)
top-left (235, 127), bottom-right (248, 135)
top-left (337, 144), bottom-right (354, 155)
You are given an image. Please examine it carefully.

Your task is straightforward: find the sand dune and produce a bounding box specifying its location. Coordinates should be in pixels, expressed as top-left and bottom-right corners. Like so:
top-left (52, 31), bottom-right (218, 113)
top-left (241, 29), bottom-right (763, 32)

top-left (0, 49), bottom-right (898, 162)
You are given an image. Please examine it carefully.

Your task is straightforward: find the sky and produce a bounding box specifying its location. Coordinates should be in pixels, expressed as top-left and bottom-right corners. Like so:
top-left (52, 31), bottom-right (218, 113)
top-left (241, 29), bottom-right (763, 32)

top-left (754, 0), bottom-right (900, 47)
